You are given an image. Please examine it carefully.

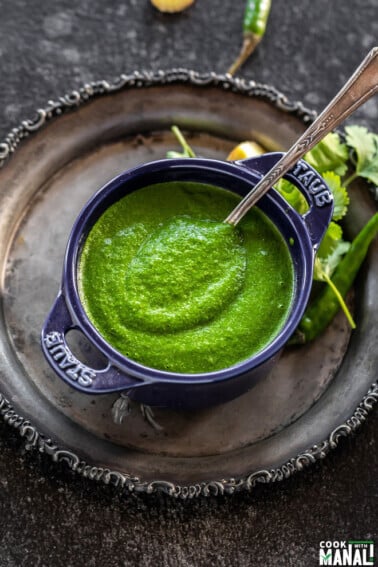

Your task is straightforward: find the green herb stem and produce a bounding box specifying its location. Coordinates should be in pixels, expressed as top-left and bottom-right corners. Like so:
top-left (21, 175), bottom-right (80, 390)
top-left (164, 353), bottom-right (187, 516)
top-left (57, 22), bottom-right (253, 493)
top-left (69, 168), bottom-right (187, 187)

top-left (171, 126), bottom-right (196, 158)
top-left (344, 172), bottom-right (358, 187)
top-left (322, 272), bottom-right (356, 329)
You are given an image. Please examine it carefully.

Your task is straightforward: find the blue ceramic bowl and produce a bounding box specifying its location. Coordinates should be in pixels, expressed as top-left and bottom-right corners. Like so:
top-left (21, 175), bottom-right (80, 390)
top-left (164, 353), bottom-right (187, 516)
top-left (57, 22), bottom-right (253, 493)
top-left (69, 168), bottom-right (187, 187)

top-left (41, 153), bottom-right (333, 410)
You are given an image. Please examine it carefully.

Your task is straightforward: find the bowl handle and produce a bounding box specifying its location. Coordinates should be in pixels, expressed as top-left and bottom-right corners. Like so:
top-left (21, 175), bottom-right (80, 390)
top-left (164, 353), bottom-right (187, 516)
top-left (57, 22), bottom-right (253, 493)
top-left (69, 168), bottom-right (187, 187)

top-left (41, 293), bottom-right (143, 394)
top-left (238, 152), bottom-right (333, 249)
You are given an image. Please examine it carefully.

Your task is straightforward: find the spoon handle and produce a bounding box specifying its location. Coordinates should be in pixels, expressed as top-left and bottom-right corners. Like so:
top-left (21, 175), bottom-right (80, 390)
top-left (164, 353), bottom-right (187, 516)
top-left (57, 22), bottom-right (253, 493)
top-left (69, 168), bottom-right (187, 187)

top-left (225, 47), bottom-right (378, 226)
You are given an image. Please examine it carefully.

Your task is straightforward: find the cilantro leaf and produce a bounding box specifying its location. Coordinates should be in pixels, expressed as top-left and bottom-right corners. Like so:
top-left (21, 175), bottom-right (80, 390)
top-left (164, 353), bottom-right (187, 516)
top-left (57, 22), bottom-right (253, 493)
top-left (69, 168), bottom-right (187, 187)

top-left (316, 220), bottom-right (351, 280)
top-left (315, 239), bottom-right (351, 280)
top-left (316, 221), bottom-right (343, 266)
top-left (305, 132), bottom-right (349, 176)
top-left (345, 125), bottom-right (378, 186)
top-left (322, 171), bottom-right (349, 221)
top-left (166, 150), bottom-right (187, 158)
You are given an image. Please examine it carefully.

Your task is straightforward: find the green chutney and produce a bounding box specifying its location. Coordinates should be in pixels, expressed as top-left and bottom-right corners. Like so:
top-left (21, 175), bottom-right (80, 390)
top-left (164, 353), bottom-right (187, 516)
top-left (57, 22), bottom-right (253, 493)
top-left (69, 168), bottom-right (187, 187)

top-left (78, 182), bottom-right (294, 374)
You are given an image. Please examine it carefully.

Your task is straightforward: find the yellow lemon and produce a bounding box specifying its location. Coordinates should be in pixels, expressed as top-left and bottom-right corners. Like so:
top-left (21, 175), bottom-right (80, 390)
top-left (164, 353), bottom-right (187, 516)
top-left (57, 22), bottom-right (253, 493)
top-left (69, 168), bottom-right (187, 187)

top-left (227, 141), bottom-right (265, 161)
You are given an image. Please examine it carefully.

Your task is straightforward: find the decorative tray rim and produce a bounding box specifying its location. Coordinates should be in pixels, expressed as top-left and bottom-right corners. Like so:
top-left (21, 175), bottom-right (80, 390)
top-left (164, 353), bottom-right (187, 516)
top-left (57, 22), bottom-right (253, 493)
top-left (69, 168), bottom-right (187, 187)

top-left (0, 68), bottom-right (377, 499)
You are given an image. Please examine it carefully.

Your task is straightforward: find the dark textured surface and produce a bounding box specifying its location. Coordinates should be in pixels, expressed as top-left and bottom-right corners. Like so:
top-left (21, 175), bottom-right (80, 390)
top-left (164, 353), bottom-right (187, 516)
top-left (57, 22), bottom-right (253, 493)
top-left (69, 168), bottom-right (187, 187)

top-left (0, 1), bottom-right (377, 566)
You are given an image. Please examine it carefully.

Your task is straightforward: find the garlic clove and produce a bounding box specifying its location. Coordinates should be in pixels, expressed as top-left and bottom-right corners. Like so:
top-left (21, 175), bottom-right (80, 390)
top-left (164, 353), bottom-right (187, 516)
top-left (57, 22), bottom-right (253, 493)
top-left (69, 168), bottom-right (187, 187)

top-left (150, 0), bottom-right (195, 13)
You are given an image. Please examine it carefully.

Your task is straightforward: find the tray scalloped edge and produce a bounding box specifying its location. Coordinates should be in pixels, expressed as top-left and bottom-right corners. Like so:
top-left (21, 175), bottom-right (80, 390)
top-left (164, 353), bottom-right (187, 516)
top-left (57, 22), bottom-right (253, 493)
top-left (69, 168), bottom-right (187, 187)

top-left (1, 383), bottom-right (377, 499)
top-left (0, 69), bottom-right (377, 499)
top-left (0, 68), bottom-right (317, 168)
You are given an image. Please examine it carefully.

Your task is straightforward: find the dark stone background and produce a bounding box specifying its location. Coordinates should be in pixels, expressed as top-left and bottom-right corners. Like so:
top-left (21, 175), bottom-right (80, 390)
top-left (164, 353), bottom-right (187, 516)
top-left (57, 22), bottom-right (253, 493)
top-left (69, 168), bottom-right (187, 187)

top-left (0, 0), bottom-right (377, 565)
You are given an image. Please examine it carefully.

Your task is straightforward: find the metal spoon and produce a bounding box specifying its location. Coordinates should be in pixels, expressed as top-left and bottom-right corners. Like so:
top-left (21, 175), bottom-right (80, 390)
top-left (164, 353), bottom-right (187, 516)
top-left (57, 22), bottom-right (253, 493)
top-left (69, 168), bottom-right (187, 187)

top-left (225, 47), bottom-right (378, 226)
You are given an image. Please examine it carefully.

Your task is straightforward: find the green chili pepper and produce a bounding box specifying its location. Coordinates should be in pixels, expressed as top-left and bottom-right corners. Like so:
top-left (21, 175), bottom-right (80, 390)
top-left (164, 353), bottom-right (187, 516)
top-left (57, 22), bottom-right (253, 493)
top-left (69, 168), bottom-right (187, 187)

top-left (227, 0), bottom-right (272, 76)
top-left (292, 212), bottom-right (378, 344)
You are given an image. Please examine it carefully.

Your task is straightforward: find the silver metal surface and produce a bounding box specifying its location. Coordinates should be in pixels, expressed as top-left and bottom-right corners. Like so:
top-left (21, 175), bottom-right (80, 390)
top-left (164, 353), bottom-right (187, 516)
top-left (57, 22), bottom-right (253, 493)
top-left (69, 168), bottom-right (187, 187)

top-left (0, 70), bottom-right (377, 498)
top-left (225, 47), bottom-right (378, 225)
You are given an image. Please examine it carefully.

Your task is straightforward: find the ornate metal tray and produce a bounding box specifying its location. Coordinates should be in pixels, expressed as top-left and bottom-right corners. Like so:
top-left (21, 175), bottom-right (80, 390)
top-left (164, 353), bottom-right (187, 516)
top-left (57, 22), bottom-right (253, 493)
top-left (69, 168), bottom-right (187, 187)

top-left (0, 70), bottom-right (377, 499)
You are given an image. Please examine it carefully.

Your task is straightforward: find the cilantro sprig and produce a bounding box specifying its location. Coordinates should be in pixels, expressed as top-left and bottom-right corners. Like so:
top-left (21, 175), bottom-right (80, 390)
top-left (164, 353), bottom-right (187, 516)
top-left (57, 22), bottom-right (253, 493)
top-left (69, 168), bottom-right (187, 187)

top-left (166, 126), bottom-right (196, 158)
top-left (344, 125), bottom-right (378, 186)
top-left (278, 126), bottom-right (378, 331)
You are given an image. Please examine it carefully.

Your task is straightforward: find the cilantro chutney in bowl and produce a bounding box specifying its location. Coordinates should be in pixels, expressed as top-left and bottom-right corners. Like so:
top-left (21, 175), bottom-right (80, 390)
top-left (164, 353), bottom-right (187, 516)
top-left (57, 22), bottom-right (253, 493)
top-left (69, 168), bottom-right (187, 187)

top-left (78, 182), bottom-right (294, 374)
top-left (41, 154), bottom-right (333, 409)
